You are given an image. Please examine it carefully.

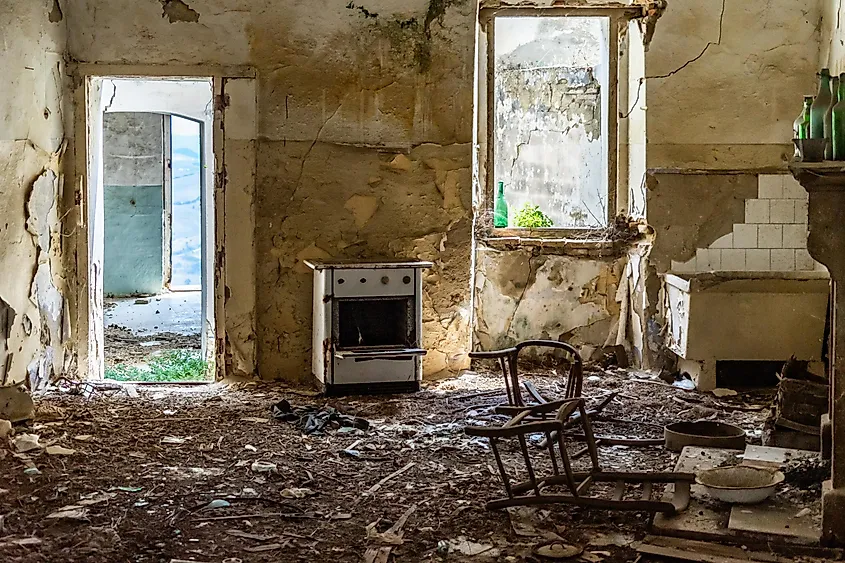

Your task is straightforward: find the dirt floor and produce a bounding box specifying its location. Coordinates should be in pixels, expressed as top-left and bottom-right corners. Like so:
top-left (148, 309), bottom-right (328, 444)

top-left (105, 326), bottom-right (202, 369)
top-left (0, 367), bottom-right (776, 562)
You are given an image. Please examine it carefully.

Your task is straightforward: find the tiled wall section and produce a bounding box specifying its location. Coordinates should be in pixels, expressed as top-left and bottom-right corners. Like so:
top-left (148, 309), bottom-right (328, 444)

top-left (671, 175), bottom-right (823, 273)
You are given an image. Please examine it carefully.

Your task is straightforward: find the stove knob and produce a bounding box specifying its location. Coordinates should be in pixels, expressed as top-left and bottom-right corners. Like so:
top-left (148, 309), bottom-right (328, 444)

top-left (381, 276), bottom-right (389, 284)
top-left (403, 275), bottom-right (411, 284)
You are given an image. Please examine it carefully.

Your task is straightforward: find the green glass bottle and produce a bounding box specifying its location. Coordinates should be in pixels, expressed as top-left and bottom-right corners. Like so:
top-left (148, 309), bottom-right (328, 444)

top-left (826, 75), bottom-right (840, 159)
top-left (794, 96), bottom-right (813, 140)
top-left (833, 75), bottom-right (845, 160)
top-left (494, 181), bottom-right (508, 228)
top-left (810, 69), bottom-right (832, 140)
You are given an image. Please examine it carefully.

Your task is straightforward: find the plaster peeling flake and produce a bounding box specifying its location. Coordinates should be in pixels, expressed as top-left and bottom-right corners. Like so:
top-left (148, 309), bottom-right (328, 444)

top-left (0, 297), bottom-right (16, 385)
top-left (28, 263), bottom-right (63, 390)
top-left (26, 170), bottom-right (58, 254)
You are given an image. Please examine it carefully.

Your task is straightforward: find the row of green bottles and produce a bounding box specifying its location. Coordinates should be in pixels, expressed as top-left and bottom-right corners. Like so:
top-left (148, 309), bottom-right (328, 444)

top-left (799, 68), bottom-right (845, 160)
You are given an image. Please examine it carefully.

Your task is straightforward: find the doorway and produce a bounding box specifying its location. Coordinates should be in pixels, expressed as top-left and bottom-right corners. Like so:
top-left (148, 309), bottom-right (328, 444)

top-left (88, 78), bottom-right (214, 382)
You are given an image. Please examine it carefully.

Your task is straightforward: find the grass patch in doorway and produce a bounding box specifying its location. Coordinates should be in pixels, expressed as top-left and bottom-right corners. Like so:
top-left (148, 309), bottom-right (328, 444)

top-left (105, 350), bottom-right (209, 382)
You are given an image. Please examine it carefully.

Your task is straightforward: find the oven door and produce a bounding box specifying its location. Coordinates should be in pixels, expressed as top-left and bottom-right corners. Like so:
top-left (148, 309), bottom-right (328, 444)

top-left (332, 351), bottom-right (425, 385)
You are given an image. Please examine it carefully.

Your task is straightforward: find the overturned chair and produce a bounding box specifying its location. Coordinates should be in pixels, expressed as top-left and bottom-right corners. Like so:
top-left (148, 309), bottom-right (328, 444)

top-left (465, 397), bottom-right (694, 515)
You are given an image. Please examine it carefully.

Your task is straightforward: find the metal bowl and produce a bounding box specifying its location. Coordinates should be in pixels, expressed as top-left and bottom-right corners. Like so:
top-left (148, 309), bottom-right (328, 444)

top-left (664, 421), bottom-right (746, 452)
top-left (695, 465), bottom-right (784, 504)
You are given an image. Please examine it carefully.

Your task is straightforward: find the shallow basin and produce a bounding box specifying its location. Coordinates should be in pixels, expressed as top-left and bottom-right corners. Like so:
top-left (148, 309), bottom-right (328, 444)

top-left (695, 465), bottom-right (784, 504)
top-left (664, 421), bottom-right (746, 452)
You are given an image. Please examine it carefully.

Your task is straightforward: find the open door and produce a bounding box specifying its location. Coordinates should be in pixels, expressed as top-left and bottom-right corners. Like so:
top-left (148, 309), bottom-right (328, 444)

top-left (86, 77), bottom-right (106, 379)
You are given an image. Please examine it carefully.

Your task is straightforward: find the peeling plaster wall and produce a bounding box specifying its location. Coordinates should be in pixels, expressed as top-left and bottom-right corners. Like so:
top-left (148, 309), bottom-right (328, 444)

top-left (66, 0), bottom-right (476, 380)
top-left (0, 0), bottom-right (68, 388)
top-left (474, 248), bottom-right (625, 357)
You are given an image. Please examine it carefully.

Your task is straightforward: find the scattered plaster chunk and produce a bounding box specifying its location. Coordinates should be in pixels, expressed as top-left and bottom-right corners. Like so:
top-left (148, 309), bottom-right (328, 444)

top-left (387, 154), bottom-right (413, 172)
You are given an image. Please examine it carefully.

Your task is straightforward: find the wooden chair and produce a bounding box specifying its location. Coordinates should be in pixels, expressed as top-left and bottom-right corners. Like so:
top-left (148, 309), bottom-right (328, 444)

top-left (465, 398), bottom-right (694, 514)
top-left (470, 340), bottom-right (614, 420)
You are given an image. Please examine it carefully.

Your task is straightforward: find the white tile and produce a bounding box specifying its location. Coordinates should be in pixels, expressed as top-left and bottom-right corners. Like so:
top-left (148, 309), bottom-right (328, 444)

top-left (745, 199), bottom-right (770, 223)
top-left (696, 248), bottom-right (721, 271)
top-left (721, 249), bottom-right (746, 271)
top-left (769, 200), bottom-right (795, 224)
top-left (710, 233), bottom-right (733, 249)
top-left (758, 225), bottom-right (783, 248)
top-left (771, 249), bottom-right (796, 271)
top-left (783, 176), bottom-right (808, 199)
top-left (733, 224), bottom-right (758, 248)
top-left (796, 249), bottom-right (815, 271)
top-left (671, 258), bottom-right (696, 273)
top-left (795, 200), bottom-right (809, 224)
top-left (746, 249), bottom-right (771, 271)
top-left (758, 175), bottom-right (784, 199)
top-left (782, 224), bottom-right (807, 249)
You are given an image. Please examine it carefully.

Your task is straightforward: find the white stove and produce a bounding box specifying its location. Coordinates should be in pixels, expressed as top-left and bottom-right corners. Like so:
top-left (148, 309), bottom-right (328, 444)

top-left (306, 260), bottom-right (432, 395)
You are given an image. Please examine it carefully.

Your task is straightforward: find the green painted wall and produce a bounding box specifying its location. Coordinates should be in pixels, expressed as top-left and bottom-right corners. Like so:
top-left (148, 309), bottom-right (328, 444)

top-left (103, 184), bottom-right (164, 296)
top-left (103, 112), bottom-right (165, 297)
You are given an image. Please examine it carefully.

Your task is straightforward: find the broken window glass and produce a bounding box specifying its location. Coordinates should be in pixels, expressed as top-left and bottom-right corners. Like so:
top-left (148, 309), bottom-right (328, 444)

top-left (494, 16), bottom-right (610, 229)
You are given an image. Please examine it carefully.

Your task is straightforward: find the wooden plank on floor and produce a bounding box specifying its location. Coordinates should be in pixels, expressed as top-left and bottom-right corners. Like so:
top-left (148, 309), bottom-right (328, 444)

top-left (634, 535), bottom-right (793, 563)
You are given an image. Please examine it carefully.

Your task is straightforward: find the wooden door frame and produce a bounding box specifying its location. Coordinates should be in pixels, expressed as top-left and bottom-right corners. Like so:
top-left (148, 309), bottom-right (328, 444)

top-left (72, 64), bottom-right (255, 381)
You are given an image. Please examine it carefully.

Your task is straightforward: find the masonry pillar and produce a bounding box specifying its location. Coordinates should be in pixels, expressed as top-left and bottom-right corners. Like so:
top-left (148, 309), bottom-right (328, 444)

top-left (790, 163), bottom-right (845, 545)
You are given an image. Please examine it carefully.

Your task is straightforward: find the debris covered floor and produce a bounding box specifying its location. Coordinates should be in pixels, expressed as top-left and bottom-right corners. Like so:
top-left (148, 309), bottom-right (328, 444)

top-left (0, 369), bottom-right (772, 562)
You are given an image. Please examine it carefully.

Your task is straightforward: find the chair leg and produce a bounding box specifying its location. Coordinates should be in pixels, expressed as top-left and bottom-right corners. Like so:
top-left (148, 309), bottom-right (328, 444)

top-left (555, 433), bottom-right (579, 497)
top-left (507, 352), bottom-right (523, 407)
top-left (499, 357), bottom-right (514, 406)
top-left (490, 438), bottom-right (513, 498)
top-left (578, 402), bottom-right (601, 471)
top-left (517, 433), bottom-right (541, 495)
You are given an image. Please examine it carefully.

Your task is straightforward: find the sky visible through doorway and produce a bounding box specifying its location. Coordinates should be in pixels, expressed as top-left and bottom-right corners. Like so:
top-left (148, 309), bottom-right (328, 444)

top-left (171, 116), bottom-right (202, 287)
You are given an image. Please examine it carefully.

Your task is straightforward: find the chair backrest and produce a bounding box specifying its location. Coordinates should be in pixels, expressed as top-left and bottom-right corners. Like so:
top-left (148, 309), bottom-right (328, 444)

top-left (515, 340), bottom-right (583, 399)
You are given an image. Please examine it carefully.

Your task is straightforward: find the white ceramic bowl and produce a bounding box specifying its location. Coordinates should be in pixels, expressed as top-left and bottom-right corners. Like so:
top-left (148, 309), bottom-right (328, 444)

top-left (695, 465), bottom-right (785, 504)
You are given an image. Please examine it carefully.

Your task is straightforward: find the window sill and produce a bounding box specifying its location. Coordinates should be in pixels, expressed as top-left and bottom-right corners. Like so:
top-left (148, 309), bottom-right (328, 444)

top-left (478, 234), bottom-right (623, 257)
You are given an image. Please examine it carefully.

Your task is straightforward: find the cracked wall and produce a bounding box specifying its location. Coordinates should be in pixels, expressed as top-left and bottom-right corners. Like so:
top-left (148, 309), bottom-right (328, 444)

top-left (0, 0), bottom-right (69, 389)
top-left (646, 0), bottom-right (821, 170)
top-left (66, 0), bottom-right (476, 381)
top-left (640, 0), bottom-right (824, 372)
top-left (474, 247), bottom-right (625, 358)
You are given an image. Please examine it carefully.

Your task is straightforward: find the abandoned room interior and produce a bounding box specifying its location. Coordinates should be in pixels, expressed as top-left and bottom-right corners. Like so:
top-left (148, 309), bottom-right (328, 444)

top-left (8, 0), bottom-right (845, 561)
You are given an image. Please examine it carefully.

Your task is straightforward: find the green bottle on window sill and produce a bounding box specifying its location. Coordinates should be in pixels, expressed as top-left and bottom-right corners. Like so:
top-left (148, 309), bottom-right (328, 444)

top-left (494, 181), bottom-right (509, 228)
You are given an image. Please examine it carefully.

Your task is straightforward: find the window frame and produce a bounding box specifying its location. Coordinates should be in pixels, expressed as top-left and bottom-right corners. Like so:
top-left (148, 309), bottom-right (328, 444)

top-left (478, 5), bottom-right (641, 240)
